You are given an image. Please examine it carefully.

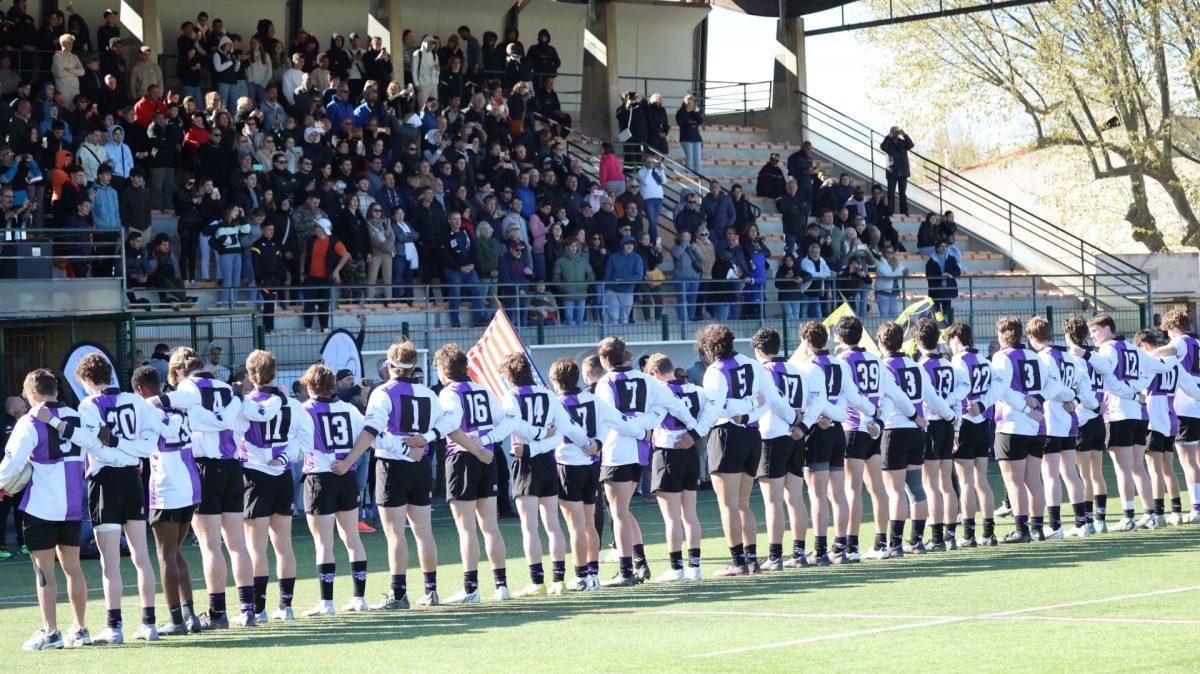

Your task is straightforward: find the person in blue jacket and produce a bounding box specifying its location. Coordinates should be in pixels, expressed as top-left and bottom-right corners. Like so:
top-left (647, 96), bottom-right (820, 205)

top-left (603, 235), bottom-right (643, 325)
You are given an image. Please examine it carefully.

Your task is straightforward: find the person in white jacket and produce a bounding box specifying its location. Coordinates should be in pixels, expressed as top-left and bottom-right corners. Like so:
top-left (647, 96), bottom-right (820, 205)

top-left (52, 34), bottom-right (84, 106)
top-left (636, 155), bottom-right (668, 241)
top-left (411, 36), bottom-right (439, 106)
top-left (799, 243), bottom-right (832, 320)
top-left (235, 351), bottom-right (313, 621)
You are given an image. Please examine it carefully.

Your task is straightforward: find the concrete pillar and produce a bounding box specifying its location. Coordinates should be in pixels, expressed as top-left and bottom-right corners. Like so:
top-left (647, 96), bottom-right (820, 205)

top-left (369, 0), bottom-right (405, 84)
top-left (768, 2), bottom-right (805, 142)
top-left (142, 0), bottom-right (162, 55)
top-left (581, 0), bottom-right (619, 138)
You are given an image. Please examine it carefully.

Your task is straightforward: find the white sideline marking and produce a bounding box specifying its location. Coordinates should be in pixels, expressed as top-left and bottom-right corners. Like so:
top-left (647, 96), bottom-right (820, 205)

top-left (689, 585), bottom-right (1200, 658)
top-left (660, 609), bottom-right (1200, 626)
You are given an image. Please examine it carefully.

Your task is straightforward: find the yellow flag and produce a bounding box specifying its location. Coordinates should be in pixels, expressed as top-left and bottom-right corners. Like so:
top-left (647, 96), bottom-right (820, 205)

top-left (788, 302), bottom-right (879, 366)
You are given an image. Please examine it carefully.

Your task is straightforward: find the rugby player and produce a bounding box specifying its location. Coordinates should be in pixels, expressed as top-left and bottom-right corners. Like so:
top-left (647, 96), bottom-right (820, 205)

top-left (133, 366), bottom-right (202, 635)
top-left (946, 322), bottom-right (1000, 546)
top-left (1027, 318), bottom-right (1094, 539)
top-left (801, 321), bottom-right (877, 563)
top-left (153, 348), bottom-right (256, 629)
top-left (335, 342), bottom-right (443, 606)
top-left (75, 354), bottom-right (162, 642)
top-left (498, 353), bottom-right (593, 597)
top-left (433, 344), bottom-right (517, 604)
top-left (1135, 330), bottom-right (1199, 525)
top-left (1064, 315), bottom-right (1109, 533)
top-left (750, 328), bottom-right (828, 569)
top-left (1078, 314), bottom-right (1169, 530)
top-left (914, 319), bottom-right (964, 551)
top-left (237, 351), bottom-right (313, 621)
top-left (1, 369), bottom-right (113, 650)
top-left (1150, 309), bottom-right (1200, 523)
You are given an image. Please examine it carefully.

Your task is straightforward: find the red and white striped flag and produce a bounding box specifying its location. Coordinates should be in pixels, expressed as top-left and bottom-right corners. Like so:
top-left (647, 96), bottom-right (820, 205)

top-left (467, 308), bottom-right (546, 397)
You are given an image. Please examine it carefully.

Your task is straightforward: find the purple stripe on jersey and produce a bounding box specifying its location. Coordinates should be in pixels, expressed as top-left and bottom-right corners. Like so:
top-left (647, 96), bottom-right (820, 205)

top-left (64, 460), bottom-right (83, 520)
top-left (1113, 341), bottom-right (1129, 381)
top-left (241, 390), bottom-right (275, 451)
top-left (308, 400), bottom-right (331, 454)
top-left (608, 371), bottom-right (629, 409)
top-left (446, 382), bottom-right (476, 456)
top-left (1170, 404), bottom-right (1180, 436)
top-left (386, 381), bottom-right (415, 434)
top-left (184, 445), bottom-right (201, 503)
top-left (960, 351), bottom-right (978, 414)
top-left (218, 430), bottom-right (237, 459)
top-left (1003, 349), bottom-right (1028, 394)
top-left (663, 383), bottom-right (688, 431)
top-left (1182, 335), bottom-right (1199, 375)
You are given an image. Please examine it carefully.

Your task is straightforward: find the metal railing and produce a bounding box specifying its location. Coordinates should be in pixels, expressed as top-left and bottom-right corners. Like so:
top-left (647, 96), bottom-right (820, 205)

top-left (0, 226), bottom-right (126, 274)
top-left (797, 92), bottom-right (1151, 310)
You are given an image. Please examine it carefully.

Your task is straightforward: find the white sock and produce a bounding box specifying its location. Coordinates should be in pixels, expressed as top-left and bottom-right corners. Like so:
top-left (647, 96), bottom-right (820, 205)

top-left (1124, 500), bottom-right (1136, 511)
top-left (1190, 483), bottom-right (1200, 502)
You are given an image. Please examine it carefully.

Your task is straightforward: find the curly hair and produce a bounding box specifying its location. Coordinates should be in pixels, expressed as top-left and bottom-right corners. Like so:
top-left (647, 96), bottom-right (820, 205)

top-left (299, 363), bottom-right (336, 397)
top-left (499, 353), bottom-right (534, 386)
top-left (798, 321), bottom-right (828, 350)
top-left (75, 352), bottom-right (113, 387)
top-left (750, 327), bottom-right (781, 356)
top-left (834, 316), bottom-right (863, 346)
top-left (1062, 315), bottom-right (1089, 347)
top-left (167, 347), bottom-right (203, 387)
top-left (696, 324), bottom-right (735, 362)
top-left (877, 322), bottom-right (904, 353)
top-left (244, 349), bottom-right (277, 386)
top-left (434, 343), bottom-right (470, 382)
top-left (944, 321), bottom-right (973, 348)
top-left (1162, 308), bottom-right (1192, 333)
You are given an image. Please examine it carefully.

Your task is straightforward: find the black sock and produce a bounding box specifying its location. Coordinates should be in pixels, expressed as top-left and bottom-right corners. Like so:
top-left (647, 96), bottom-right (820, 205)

top-left (873, 533), bottom-right (886, 551)
top-left (964, 517), bottom-right (976, 537)
top-left (253, 575), bottom-right (269, 613)
top-left (209, 592), bottom-right (226, 618)
top-left (888, 520), bottom-right (904, 549)
top-left (1014, 515), bottom-right (1029, 535)
top-left (619, 556), bottom-right (633, 579)
top-left (142, 607), bottom-right (155, 626)
top-left (1048, 505), bottom-right (1061, 530)
top-left (669, 550), bottom-right (683, 570)
top-left (632, 543), bottom-right (647, 567)
top-left (745, 544), bottom-right (758, 564)
top-left (391, 574), bottom-right (407, 598)
top-left (1123, 507), bottom-right (1135, 519)
top-left (182, 600), bottom-right (195, 619)
top-left (1083, 501), bottom-right (1094, 523)
top-left (1031, 516), bottom-right (1044, 531)
top-left (587, 561), bottom-right (599, 576)
top-left (814, 536), bottom-right (827, 556)
top-left (768, 542), bottom-right (783, 561)
top-left (930, 523), bottom-right (944, 544)
top-left (551, 560), bottom-right (566, 582)
top-left (912, 519), bottom-right (926, 543)
top-left (279, 577), bottom-right (295, 608)
top-left (792, 539), bottom-right (806, 559)
top-left (688, 548), bottom-right (701, 568)
top-left (107, 608), bottom-right (122, 629)
top-left (1095, 495), bottom-right (1108, 522)
top-left (464, 569), bottom-right (479, 593)
top-left (1153, 498), bottom-right (1165, 516)
top-left (317, 563), bottom-right (336, 601)
top-left (946, 523), bottom-right (957, 539)
top-left (236, 586), bottom-right (255, 615)
top-left (831, 536), bottom-right (847, 553)
top-left (493, 567), bottom-right (508, 587)
top-left (847, 534), bottom-right (859, 552)
top-left (423, 570), bottom-right (437, 593)
top-left (168, 604), bottom-right (183, 626)
top-left (574, 565), bottom-right (588, 579)
top-left (1171, 497), bottom-right (1182, 513)
top-left (528, 563), bottom-right (544, 585)
top-left (983, 517), bottom-right (995, 538)
top-left (1072, 502), bottom-right (1088, 527)
top-left (729, 544), bottom-right (745, 567)
top-left (352, 560), bottom-right (368, 597)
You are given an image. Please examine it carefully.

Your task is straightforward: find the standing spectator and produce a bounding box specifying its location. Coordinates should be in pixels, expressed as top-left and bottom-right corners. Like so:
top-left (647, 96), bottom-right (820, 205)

top-left (102, 124), bottom-right (134, 187)
top-left (442, 210), bottom-right (485, 328)
top-left (52, 34), bottom-right (84, 105)
top-left (551, 236), bottom-right (593, 325)
top-left (599, 142), bottom-right (623, 193)
top-left (925, 240), bottom-right (960, 319)
top-left (77, 127), bottom-right (108, 182)
top-left (673, 189), bottom-right (703, 239)
top-left (300, 218), bottom-right (351, 332)
top-left (100, 37), bottom-right (127, 94)
top-left (97, 9), bottom-right (120, 52)
top-left (534, 76), bottom-right (571, 137)
top-left (634, 231), bottom-right (664, 321)
top-left (669, 229), bottom-right (703, 321)
top-left (245, 37), bottom-right (272, 108)
top-left (119, 166), bottom-right (151, 236)
top-left (364, 203), bottom-right (395, 304)
top-left (775, 253), bottom-right (803, 322)
top-left (636, 154), bottom-right (666, 242)
top-left (473, 221), bottom-right (502, 307)
top-left (776, 177), bottom-right (807, 258)
top-left (89, 165), bottom-right (121, 276)
top-left (693, 225), bottom-right (715, 319)
top-left (525, 29), bottom-right (560, 85)
top-left (916, 211), bottom-right (941, 257)
top-left (603, 235), bottom-right (643, 324)
top-left (729, 183), bottom-right (760, 232)
top-left (586, 231), bottom-right (608, 322)
top-left (799, 242), bottom-right (832, 319)
top-left (251, 221), bottom-right (285, 332)
top-left (616, 92), bottom-right (646, 168)
top-left (836, 257), bottom-right (872, 316)
top-left (676, 93), bottom-right (703, 173)
top-left (412, 36), bottom-right (440, 105)
top-left (880, 126), bottom-right (914, 215)
top-left (213, 36), bottom-right (244, 113)
top-left (874, 242), bottom-right (908, 317)
top-left (129, 46), bottom-right (162, 102)
top-left (210, 204), bottom-right (250, 307)
top-left (756, 152), bottom-right (786, 198)
top-left (390, 205), bottom-right (419, 305)
top-left (700, 180), bottom-right (735, 233)
top-left (498, 238), bottom-right (534, 324)
top-left (643, 92), bottom-right (670, 156)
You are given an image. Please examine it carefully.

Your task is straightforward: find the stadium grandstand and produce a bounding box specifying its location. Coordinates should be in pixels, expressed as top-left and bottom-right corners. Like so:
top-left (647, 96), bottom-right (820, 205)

top-left (0, 0), bottom-right (1196, 667)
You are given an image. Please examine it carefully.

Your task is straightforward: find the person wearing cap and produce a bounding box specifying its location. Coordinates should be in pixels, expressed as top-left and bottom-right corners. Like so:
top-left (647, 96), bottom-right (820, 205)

top-left (213, 35), bottom-right (244, 113)
top-left (498, 238), bottom-right (534, 325)
top-left (300, 218), bottom-right (351, 333)
top-left (603, 235), bottom-right (643, 324)
top-left (756, 152), bottom-right (787, 199)
top-left (202, 341), bottom-right (232, 381)
top-left (97, 9), bottom-right (120, 58)
top-left (99, 36), bottom-right (127, 92)
top-left (129, 45), bottom-right (162, 102)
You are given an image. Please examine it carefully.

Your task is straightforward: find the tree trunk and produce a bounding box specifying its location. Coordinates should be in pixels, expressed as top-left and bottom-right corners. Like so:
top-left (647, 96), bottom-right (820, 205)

top-left (1125, 170), bottom-right (1168, 251)
top-left (1148, 163), bottom-right (1200, 247)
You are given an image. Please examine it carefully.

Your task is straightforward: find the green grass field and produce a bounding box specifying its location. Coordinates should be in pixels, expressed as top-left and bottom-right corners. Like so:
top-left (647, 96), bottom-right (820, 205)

top-left (2, 469), bottom-right (1198, 672)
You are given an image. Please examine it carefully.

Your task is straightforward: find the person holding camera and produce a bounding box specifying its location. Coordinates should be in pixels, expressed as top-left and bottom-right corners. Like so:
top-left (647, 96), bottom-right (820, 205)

top-left (676, 93), bottom-right (703, 173)
top-left (616, 92), bottom-right (647, 168)
top-left (880, 126), bottom-right (914, 215)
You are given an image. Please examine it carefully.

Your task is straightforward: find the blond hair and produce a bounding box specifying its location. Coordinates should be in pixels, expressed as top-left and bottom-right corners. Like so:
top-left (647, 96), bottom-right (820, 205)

top-left (245, 350), bottom-right (277, 386)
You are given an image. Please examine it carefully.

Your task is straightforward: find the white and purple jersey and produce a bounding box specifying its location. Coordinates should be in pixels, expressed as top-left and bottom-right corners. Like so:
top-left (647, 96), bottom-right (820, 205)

top-left (363, 378), bottom-right (443, 462)
top-left (810, 350), bottom-right (875, 425)
top-left (1074, 346), bottom-right (1106, 426)
top-left (436, 381), bottom-right (522, 454)
top-left (652, 380), bottom-right (724, 447)
top-left (238, 387), bottom-right (312, 476)
top-left (992, 344), bottom-right (1070, 436)
top-left (702, 353), bottom-right (793, 430)
top-left (0, 403), bottom-right (113, 522)
top-left (760, 358), bottom-right (827, 440)
top-left (503, 384), bottom-right (590, 457)
top-left (161, 373), bottom-right (241, 460)
top-left (1144, 359), bottom-right (1200, 437)
top-left (841, 347), bottom-right (916, 429)
top-left (1166, 333), bottom-right (1200, 419)
top-left (1087, 338), bottom-right (1167, 422)
top-left (951, 349), bottom-right (998, 424)
top-left (918, 352), bottom-right (964, 422)
top-left (148, 404), bottom-right (201, 510)
top-left (1037, 346), bottom-right (1084, 438)
top-left (304, 397), bottom-right (365, 474)
top-left (881, 353), bottom-right (953, 429)
top-left (597, 366), bottom-right (693, 467)
top-left (78, 388), bottom-right (161, 474)
top-left (557, 389), bottom-right (642, 465)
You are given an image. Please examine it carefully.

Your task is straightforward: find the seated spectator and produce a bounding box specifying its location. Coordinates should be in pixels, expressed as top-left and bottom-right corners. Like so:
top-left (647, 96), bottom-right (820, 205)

top-left (917, 212), bottom-right (942, 256)
top-left (124, 231), bottom-right (151, 305)
top-left (755, 152), bottom-right (786, 199)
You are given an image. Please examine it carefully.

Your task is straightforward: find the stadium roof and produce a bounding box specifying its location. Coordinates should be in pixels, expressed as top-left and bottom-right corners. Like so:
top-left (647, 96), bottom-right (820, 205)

top-left (711, 0), bottom-right (857, 16)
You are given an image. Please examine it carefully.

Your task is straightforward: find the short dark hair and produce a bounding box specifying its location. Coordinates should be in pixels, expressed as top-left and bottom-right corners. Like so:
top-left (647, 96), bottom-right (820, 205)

top-left (834, 316), bottom-right (863, 346)
top-left (499, 353), bottom-right (534, 386)
top-left (944, 321), bottom-right (973, 347)
top-left (877, 322), bottom-right (904, 353)
top-left (1133, 328), bottom-right (1158, 348)
top-left (799, 321), bottom-right (828, 350)
top-left (750, 327), bottom-right (781, 356)
top-left (131, 365), bottom-right (160, 392)
top-left (914, 318), bottom-right (940, 351)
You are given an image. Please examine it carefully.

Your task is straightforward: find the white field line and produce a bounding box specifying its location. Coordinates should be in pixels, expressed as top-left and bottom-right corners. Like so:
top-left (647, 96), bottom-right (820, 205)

top-left (689, 585), bottom-right (1200, 658)
top-left (659, 609), bottom-right (1200, 626)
